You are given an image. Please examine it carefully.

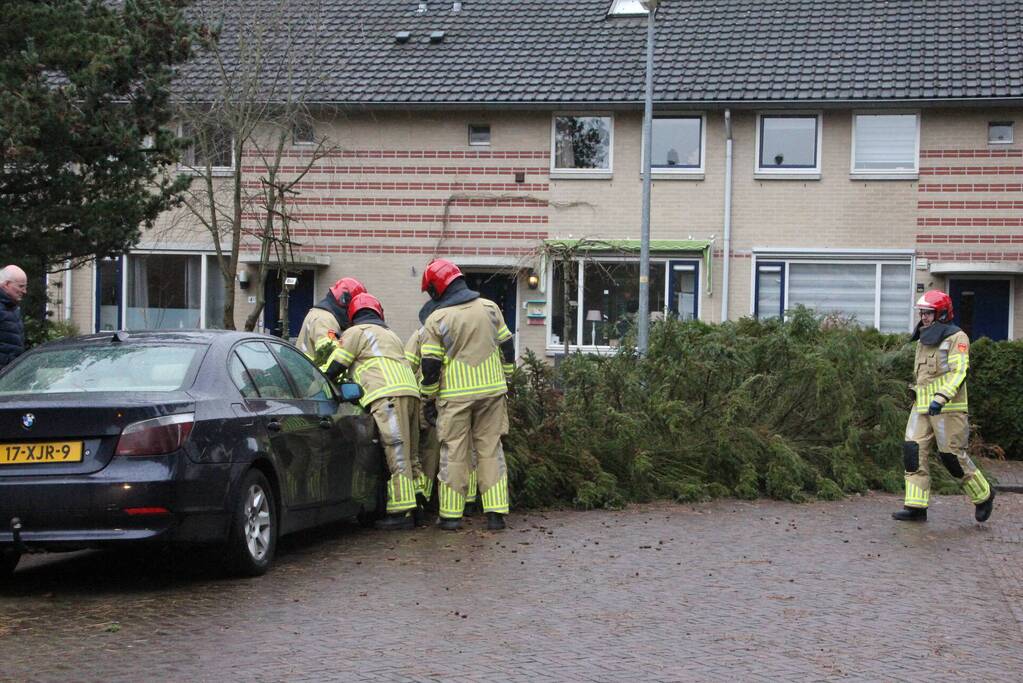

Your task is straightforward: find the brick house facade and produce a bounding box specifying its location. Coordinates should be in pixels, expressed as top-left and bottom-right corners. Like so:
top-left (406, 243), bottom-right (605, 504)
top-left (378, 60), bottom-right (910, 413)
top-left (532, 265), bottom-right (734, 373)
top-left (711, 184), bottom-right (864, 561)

top-left (55, 1), bottom-right (1023, 350)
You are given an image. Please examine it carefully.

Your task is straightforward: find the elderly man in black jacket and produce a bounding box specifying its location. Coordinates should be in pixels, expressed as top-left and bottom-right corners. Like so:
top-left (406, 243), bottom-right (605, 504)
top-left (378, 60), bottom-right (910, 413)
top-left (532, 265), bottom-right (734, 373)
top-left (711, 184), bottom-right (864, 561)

top-left (0, 265), bottom-right (28, 370)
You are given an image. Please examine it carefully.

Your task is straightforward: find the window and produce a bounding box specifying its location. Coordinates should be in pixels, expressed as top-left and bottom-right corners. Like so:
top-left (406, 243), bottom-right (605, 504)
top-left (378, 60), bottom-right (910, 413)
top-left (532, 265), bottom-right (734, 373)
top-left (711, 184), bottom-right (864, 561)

top-left (650, 116), bottom-right (703, 173)
top-left (126, 254), bottom-right (201, 330)
top-left (234, 342), bottom-right (295, 399)
top-left (756, 114), bottom-right (821, 173)
top-left (96, 257), bottom-right (122, 332)
top-left (97, 253), bottom-right (228, 333)
top-left (852, 113), bottom-right (919, 175)
top-left (552, 115), bottom-right (612, 174)
top-left (0, 345), bottom-right (199, 395)
top-left (551, 258), bottom-right (698, 349)
top-left (180, 122), bottom-right (234, 172)
top-left (607, 0), bottom-right (648, 15)
top-left (755, 263), bottom-right (785, 320)
top-left (989, 121), bottom-right (1014, 145)
top-left (204, 256), bottom-right (226, 329)
top-left (753, 257), bottom-right (913, 333)
top-left (229, 352), bottom-right (260, 399)
top-left (292, 117), bottom-right (315, 145)
top-left (468, 124), bottom-right (491, 146)
top-left (273, 343), bottom-right (334, 401)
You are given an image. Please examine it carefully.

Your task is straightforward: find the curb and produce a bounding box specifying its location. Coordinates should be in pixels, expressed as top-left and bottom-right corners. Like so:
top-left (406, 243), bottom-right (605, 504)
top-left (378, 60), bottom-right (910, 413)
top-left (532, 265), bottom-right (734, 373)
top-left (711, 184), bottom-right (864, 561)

top-left (993, 484), bottom-right (1023, 493)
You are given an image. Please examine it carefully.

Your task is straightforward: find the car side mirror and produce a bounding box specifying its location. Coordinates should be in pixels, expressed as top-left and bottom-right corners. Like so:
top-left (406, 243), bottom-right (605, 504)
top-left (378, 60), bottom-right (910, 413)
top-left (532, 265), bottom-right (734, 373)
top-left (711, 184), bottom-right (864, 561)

top-left (338, 382), bottom-right (364, 404)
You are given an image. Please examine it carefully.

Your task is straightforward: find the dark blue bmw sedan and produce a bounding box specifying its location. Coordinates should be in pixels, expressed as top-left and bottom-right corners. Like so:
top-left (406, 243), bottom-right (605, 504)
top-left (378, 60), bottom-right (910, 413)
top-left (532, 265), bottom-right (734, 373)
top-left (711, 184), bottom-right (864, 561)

top-left (0, 330), bottom-right (385, 577)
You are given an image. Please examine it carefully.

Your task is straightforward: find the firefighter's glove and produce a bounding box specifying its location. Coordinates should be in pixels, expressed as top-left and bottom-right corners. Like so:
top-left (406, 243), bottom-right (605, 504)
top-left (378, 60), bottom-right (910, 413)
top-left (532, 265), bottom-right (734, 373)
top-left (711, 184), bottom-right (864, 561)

top-left (928, 400), bottom-right (944, 416)
top-left (424, 400), bottom-right (438, 427)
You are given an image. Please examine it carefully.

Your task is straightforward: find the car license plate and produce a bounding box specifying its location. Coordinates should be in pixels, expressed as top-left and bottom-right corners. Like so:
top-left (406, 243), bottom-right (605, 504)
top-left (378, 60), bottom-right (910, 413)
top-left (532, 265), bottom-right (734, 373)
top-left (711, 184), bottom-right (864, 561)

top-left (0, 441), bottom-right (84, 465)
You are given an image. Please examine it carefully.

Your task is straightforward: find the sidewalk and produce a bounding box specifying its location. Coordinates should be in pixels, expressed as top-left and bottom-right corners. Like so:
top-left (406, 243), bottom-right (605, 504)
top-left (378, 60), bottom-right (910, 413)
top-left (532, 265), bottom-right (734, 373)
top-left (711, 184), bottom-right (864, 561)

top-left (981, 457), bottom-right (1023, 493)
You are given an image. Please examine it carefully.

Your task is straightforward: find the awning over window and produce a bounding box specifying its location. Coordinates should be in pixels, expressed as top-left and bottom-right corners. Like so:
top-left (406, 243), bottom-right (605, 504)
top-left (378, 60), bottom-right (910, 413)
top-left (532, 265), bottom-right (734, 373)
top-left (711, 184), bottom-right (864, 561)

top-left (542, 238), bottom-right (714, 292)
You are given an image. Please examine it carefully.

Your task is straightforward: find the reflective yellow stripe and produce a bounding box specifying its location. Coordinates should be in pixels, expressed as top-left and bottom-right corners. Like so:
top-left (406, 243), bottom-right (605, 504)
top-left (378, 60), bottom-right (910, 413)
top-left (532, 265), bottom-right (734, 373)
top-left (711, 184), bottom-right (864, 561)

top-left (904, 480), bottom-right (929, 508)
top-left (421, 343), bottom-right (444, 358)
top-left (466, 469), bottom-right (478, 502)
top-left (496, 324), bottom-right (512, 342)
top-left (438, 481), bottom-right (466, 519)
top-left (386, 473), bottom-right (417, 512)
top-left (438, 351), bottom-right (507, 399)
top-left (480, 475), bottom-right (510, 514)
top-left (963, 471), bottom-right (990, 503)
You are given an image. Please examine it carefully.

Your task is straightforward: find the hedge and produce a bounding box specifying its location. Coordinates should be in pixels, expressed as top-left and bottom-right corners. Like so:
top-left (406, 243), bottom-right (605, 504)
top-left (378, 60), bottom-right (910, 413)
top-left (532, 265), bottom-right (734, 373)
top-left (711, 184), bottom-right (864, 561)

top-left (504, 308), bottom-right (1021, 509)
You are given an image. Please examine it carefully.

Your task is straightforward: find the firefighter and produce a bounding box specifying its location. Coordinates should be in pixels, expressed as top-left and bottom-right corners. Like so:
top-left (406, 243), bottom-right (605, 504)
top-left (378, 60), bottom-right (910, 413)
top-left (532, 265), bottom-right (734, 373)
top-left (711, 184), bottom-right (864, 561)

top-left (405, 325), bottom-right (440, 506)
top-left (893, 290), bottom-right (995, 523)
top-left (406, 322), bottom-right (480, 513)
top-left (323, 293), bottom-right (424, 530)
top-left (419, 259), bottom-right (514, 531)
top-left (295, 277), bottom-right (366, 366)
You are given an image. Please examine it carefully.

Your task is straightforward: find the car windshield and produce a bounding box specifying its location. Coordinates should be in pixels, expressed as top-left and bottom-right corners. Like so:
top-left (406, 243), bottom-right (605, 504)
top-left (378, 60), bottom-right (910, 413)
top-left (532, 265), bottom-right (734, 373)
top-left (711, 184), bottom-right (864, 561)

top-left (0, 344), bottom-right (200, 395)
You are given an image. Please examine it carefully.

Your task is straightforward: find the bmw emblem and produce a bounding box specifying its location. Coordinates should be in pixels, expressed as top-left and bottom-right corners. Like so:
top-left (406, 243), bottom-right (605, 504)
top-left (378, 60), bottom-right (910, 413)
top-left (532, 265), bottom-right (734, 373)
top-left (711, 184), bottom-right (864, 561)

top-left (21, 413), bottom-right (35, 430)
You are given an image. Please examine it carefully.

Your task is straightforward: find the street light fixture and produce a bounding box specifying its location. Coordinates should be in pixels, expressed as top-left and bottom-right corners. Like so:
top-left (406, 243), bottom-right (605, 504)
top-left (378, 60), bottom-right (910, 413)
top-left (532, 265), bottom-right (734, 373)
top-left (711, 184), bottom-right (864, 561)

top-left (637, 0), bottom-right (659, 355)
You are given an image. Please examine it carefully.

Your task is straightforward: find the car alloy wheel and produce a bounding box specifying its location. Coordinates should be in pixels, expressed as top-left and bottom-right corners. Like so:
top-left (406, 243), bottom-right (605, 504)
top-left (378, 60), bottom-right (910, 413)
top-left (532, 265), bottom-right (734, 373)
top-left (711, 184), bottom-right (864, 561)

top-left (226, 469), bottom-right (277, 577)
top-left (244, 483), bottom-right (272, 562)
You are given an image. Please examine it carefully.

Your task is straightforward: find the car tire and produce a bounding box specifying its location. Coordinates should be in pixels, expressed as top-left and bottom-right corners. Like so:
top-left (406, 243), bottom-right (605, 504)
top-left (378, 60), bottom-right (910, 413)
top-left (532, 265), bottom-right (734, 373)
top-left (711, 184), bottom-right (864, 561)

top-left (0, 549), bottom-right (20, 579)
top-left (225, 470), bottom-right (277, 577)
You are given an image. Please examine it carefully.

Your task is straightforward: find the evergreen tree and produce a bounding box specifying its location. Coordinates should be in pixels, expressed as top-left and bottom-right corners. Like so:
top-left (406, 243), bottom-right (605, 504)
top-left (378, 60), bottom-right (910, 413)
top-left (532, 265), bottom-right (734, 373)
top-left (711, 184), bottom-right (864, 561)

top-left (0, 0), bottom-right (197, 273)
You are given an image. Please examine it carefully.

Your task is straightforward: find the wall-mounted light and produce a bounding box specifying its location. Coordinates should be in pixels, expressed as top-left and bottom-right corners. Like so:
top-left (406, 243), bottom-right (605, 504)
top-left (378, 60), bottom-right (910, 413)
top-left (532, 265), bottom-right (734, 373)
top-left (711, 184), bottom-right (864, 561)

top-left (526, 270), bottom-right (540, 290)
top-left (238, 269), bottom-right (250, 290)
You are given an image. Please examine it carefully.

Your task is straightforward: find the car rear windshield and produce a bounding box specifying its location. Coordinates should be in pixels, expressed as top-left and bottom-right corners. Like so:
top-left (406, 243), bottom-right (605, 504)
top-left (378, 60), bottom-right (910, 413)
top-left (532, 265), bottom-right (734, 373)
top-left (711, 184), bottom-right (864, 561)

top-left (0, 344), bottom-right (200, 395)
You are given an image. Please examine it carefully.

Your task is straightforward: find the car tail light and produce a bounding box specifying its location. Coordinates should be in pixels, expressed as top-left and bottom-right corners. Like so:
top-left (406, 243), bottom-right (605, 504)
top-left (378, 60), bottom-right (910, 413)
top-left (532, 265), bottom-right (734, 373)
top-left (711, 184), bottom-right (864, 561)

top-left (115, 413), bottom-right (194, 457)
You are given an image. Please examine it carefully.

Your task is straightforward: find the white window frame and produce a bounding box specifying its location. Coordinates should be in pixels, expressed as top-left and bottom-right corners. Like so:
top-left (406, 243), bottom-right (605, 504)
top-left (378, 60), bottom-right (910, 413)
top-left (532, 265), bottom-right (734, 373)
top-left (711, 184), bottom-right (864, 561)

top-left (988, 121), bottom-right (1014, 145)
top-left (97, 250), bottom-right (224, 331)
top-left (468, 123), bottom-right (491, 146)
top-left (177, 122), bottom-right (236, 176)
top-left (544, 255), bottom-right (702, 353)
top-left (749, 249), bottom-right (917, 332)
top-left (550, 113), bottom-right (614, 179)
top-left (849, 111), bottom-right (920, 179)
top-left (754, 112), bottom-right (823, 178)
top-left (642, 113), bottom-right (706, 179)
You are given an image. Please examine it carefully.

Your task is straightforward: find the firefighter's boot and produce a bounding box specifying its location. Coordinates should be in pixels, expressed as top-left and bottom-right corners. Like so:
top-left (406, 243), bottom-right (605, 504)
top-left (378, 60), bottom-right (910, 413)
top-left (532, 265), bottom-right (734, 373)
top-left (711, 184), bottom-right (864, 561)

top-left (892, 506), bottom-right (927, 522)
top-left (375, 512), bottom-right (414, 531)
top-left (438, 517), bottom-right (461, 531)
top-left (975, 489), bottom-right (996, 522)
top-left (486, 512), bottom-right (506, 531)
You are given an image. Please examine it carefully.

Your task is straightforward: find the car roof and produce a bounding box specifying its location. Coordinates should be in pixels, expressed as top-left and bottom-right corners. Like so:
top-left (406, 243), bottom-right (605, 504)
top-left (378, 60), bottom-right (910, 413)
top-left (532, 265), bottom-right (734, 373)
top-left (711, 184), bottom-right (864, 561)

top-left (42, 329), bottom-right (276, 349)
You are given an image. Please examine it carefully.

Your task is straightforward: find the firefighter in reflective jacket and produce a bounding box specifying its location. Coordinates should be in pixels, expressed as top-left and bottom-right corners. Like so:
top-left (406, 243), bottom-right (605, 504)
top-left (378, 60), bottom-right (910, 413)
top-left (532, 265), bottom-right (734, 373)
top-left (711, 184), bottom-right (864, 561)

top-left (893, 290), bottom-right (995, 523)
top-left (323, 293), bottom-right (424, 530)
top-left (419, 259), bottom-right (514, 531)
top-left (296, 277), bottom-right (366, 368)
top-left (406, 326), bottom-right (481, 513)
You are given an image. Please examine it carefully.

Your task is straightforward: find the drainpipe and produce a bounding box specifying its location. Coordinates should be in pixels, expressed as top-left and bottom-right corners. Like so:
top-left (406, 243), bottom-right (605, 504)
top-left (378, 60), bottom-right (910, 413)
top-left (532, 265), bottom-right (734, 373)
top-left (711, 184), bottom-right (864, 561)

top-left (63, 261), bottom-right (72, 323)
top-left (720, 109), bottom-right (734, 323)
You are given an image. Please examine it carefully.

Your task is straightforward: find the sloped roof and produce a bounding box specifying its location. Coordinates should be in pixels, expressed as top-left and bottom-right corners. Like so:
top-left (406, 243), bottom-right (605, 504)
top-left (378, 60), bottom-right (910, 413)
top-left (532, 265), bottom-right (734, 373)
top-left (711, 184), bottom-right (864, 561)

top-left (174, 0), bottom-right (1023, 106)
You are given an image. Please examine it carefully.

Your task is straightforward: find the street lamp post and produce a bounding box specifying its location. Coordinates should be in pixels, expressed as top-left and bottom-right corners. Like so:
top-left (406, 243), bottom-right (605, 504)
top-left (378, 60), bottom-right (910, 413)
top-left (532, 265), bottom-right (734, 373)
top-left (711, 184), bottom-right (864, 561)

top-left (637, 0), bottom-right (658, 355)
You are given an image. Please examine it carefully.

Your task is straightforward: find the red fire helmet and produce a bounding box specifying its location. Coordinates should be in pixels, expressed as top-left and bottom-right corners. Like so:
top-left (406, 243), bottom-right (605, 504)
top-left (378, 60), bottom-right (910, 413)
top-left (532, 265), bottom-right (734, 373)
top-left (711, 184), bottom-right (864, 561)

top-left (329, 277), bottom-right (367, 306)
top-left (349, 292), bottom-right (384, 320)
top-left (420, 259), bottom-right (463, 297)
top-left (915, 290), bottom-right (954, 323)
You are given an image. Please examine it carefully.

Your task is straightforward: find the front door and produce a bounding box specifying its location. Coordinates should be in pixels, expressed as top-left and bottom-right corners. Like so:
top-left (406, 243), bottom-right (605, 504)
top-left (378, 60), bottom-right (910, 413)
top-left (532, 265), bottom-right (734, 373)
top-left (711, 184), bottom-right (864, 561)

top-left (264, 269), bottom-right (315, 339)
top-left (462, 271), bottom-right (517, 331)
top-left (668, 260), bottom-right (699, 320)
top-left (949, 278), bottom-right (1010, 341)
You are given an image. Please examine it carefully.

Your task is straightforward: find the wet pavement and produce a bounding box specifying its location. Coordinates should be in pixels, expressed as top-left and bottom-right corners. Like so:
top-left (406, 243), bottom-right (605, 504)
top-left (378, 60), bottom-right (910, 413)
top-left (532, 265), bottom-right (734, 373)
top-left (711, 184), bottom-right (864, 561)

top-left (1, 491), bottom-right (1021, 682)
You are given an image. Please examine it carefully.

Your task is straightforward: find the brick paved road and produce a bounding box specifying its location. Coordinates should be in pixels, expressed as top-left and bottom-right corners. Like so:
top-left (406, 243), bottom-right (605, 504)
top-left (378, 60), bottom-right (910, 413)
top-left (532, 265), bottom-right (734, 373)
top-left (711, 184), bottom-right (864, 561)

top-left (1, 492), bottom-right (1021, 682)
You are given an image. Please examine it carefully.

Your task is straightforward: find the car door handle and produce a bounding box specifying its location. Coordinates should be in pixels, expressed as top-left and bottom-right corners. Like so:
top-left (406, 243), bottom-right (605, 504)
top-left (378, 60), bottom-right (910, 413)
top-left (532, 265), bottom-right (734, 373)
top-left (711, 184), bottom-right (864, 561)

top-left (319, 418), bottom-right (333, 429)
top-left (266, 420), bottom-right (282, 433)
